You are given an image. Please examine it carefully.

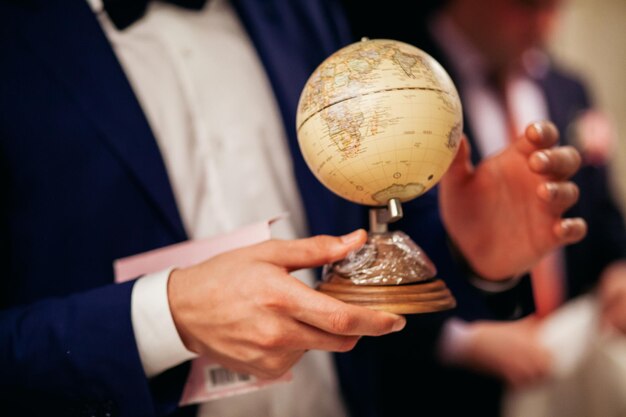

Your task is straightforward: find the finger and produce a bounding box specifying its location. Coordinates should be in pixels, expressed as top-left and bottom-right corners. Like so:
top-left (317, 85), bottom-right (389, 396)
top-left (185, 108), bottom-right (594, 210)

top-left (537, 182), bottom-right (580, 212)
top-left (600, 285), bottom-right (626, 320)
top-left (286, 286), bottom-right (406, 336)
top-left (602, 304), bottom-right (619, 331)
top-left (443, 135), bottom-right (474, 184)
top-left (528, 147), bottom-right (582, 180)
top-left (605, 304), bottom-right (626, 333)
top-left (282, 321), bottom-right (362, 352)
top-left (515, 120), bottom-right (560, 156)
top-left (247, 311), bottom-right (363, 353)
top-left (598, 263), bottom-right (626, 306)
top-left (253, 230), bottom-right (367, 271)
top-left (553, 218), bottom-right (587, 244)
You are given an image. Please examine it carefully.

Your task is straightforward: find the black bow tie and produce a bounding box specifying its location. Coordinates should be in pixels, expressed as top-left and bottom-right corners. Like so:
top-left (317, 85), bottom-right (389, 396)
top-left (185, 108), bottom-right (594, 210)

top-left (102, 0), bottom-right (208, 30)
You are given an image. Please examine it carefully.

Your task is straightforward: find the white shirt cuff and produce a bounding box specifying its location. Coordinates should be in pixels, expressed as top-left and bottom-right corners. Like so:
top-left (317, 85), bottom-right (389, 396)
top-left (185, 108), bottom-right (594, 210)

top-left (131, 267), bottom-right (198, 378)
top-left (437, 318), bottom-right (473, 366)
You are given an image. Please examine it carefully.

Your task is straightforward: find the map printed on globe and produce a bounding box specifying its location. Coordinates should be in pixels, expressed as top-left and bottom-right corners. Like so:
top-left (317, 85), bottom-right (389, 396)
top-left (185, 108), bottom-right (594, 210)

top-left (296, 38), bottom-right (463, 207)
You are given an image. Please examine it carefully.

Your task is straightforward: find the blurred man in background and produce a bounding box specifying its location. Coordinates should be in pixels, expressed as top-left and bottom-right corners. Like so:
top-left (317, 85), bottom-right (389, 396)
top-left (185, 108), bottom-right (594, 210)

top-left (339, 0), bottom-right (626, 415)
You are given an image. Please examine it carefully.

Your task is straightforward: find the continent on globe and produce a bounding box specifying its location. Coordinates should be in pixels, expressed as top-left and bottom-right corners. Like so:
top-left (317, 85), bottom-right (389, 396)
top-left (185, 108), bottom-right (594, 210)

top-left (296, 38), bottom-right (463, 207)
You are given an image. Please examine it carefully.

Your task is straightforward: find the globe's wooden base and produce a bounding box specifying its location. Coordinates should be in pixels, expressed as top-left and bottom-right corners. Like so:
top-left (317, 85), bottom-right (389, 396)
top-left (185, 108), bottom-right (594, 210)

top-left (317, 277), bottom-right (456, 315)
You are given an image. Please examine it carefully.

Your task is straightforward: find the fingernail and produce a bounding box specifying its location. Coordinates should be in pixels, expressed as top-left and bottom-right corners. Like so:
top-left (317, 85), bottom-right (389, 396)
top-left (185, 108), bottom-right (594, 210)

top-left (559, 218), bottom-right (587, 240)
top-left (392, 317), bottom-right (406, 332)
top-left (560, 218), bottom-right (574, 234)
top-left (534, 151), bottom-right (550, 169)
top-left (561, 219), bottom-right (578, 237)
top-left (545, 182), bottom-right (557, 199)
top-left (340, 230), bottom-right (362, 245)
top-left (533, 121), bottom-right (544, 138)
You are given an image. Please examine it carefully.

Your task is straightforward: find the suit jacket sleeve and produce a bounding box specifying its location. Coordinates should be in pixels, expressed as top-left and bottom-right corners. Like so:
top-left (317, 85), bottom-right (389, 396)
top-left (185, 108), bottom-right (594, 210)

top-left (0, 280), bottom-right (190, 417)
top-left (0, 1), bottom-right (192, 414)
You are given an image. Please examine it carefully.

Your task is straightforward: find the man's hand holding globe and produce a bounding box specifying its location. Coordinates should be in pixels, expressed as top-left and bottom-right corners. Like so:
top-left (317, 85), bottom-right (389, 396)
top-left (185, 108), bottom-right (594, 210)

top-left (296, 38), bottom-right (586, 312)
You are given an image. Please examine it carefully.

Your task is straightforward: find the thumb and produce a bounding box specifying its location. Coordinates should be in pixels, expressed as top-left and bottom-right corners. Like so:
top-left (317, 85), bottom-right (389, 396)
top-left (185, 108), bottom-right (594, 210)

top-left (443, 136), bottom-right (473, 185)
top-left (254, 229), bottom-right (368, 271)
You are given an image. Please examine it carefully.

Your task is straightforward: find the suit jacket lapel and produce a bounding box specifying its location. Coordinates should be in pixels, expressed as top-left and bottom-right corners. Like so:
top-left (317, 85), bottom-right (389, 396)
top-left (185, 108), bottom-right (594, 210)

top-left (18, 0), bottom-right (187, 241)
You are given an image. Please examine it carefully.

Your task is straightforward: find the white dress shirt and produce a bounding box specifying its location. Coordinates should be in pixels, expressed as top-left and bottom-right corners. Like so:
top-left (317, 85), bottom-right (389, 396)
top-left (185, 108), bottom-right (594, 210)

top-left (87, 0), bottom-right (347, 415)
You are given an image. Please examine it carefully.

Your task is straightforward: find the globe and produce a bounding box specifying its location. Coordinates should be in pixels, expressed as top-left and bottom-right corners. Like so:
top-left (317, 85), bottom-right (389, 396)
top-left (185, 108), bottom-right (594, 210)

top-left (296, 38), bottom-right (463, 207)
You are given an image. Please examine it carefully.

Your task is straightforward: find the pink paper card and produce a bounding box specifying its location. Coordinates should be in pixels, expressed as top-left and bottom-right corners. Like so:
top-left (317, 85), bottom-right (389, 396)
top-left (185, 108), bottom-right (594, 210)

top-left (114, 215), bottom-right (292, 405)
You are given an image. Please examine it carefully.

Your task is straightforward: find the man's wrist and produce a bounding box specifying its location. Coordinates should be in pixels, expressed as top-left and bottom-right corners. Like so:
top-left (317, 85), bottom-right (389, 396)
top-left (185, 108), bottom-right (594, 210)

top-left (131, 268), bottom-right (198, 378)
top-left (446, 236), bottom-right (524, 293)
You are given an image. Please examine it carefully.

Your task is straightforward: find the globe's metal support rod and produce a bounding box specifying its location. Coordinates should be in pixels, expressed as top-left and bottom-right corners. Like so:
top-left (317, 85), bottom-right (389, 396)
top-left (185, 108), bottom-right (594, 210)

top-left (369, 198), bottom-right (403, 233)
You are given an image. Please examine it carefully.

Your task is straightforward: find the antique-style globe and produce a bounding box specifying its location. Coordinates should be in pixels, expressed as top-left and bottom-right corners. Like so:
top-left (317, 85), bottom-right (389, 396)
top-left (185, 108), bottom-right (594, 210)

top-left (296, 38), bottom-right (463, 314)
